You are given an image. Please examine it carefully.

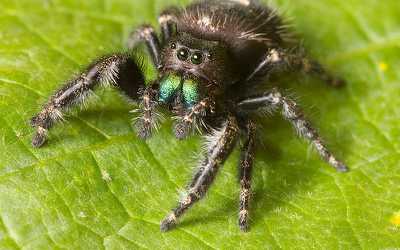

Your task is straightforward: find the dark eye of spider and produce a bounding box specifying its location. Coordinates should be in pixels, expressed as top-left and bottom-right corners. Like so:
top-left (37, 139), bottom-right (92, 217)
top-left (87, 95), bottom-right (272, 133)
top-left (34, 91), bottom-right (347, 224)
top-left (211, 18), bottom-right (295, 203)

top-left (170, 43), bottom-right (176, 49)
top-left (177, 48), bottom-right (189, 61)
top-left (191, 52), bottom-right (203, 65)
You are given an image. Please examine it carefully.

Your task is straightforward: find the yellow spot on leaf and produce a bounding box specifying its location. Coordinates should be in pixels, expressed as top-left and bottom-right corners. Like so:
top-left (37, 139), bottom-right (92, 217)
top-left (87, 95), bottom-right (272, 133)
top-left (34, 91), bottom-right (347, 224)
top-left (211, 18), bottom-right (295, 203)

top-left (379, 62), bottom-right (388, 72)
top-left (390, 212), bottom-right (400, 226)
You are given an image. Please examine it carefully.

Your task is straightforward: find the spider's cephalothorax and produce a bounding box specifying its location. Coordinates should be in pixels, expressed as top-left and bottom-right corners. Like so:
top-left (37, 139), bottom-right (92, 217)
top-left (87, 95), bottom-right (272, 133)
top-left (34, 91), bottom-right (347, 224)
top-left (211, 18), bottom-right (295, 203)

top-left (30, 0), bottom-right (349, 232)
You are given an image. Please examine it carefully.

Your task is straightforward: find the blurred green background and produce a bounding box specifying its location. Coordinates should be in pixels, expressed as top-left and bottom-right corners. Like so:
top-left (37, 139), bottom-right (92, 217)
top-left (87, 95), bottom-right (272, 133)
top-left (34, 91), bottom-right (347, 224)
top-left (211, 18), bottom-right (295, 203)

top-left (0, 0), bottom-right (399, 249)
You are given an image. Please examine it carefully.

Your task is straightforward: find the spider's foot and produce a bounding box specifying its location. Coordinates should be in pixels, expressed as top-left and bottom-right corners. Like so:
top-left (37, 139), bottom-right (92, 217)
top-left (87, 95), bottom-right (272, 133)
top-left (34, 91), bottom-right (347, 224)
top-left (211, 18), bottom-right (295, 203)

top-left (329, 157), bottom-right (349, 173)
top-left (134, 119), bottom-right (153, 140)
top-left (174, 121), bottom-right (191, 140)
top-left (336, 163), bottom-right (349, 173)
top-left (239, 210), bottom-right (250, 232)
top-left (160, 213), bottom-right (177, 232)
top-left (32, 127), bottom-right (47, 148)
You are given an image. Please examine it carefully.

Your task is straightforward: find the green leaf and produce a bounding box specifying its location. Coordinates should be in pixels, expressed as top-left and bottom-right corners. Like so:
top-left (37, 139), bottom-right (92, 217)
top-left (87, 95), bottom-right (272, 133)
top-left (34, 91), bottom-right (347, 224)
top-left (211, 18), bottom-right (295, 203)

top-left (0, 0), bottom-right (399, 249)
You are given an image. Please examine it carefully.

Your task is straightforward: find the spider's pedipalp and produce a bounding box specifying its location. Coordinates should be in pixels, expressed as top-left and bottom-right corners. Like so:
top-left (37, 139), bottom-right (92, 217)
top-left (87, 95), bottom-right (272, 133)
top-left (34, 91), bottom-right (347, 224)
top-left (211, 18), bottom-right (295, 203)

top-left (173, 98), bottom-right (214, 139)
top-left (133, 84), bottom-right (161, 140)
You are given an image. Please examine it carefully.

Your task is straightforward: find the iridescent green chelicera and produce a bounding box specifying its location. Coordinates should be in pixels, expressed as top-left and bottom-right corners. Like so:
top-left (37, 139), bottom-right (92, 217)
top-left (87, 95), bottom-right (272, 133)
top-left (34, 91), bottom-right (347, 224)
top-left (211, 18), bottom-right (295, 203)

top-left (182, 78), bottom-right (199, 107)
top-left (159, 74), bottom-right (199, 107)
top-left (159, 74), bottom-right (181, 103)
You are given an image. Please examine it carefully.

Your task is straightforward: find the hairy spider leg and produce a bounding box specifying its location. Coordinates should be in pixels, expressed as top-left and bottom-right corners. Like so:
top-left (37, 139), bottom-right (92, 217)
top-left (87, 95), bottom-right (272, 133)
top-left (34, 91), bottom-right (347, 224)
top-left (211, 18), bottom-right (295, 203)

top-left (158, 7), bottom-right (179, 44)
top-left (127, 25), bottom-right (162, 67)
top-left (30, 54), bottom-right (145, 147)
top-left (238, 120), bottom-right (256, 232)
top-left (160, 115), bottom-right (240, 232)
top-left (247, 48), bottom-right (345, 87)
top-left (127, 7), bottom-right (180, 65)
top-left (237, 89), bottom-right (349, 172)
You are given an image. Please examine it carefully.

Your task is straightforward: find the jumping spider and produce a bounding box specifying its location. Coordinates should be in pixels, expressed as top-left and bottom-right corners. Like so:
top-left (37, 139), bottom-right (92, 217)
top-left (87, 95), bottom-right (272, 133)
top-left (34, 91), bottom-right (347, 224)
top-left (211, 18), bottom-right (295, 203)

top-left (30, 0), bottom-right (349, 232)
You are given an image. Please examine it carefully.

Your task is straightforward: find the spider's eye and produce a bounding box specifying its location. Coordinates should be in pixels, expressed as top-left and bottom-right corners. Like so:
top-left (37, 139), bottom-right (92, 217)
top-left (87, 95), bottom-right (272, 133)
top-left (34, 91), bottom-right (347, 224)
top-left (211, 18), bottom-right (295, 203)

top-left (177, 48), bottom-right (189, 61)
top-left (170, 43), bottom-right (176, 49)
top-left (191, 52), bottom-right (203, 65)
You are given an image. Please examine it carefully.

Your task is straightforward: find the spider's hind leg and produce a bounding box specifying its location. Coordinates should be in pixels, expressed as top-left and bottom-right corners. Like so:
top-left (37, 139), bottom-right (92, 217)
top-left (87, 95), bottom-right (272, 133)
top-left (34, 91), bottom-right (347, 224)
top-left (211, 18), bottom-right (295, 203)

top-left (30, 53), bottom-right (147, 147)
top-left (237, 89), bottom-right (349, 172)
top-left (297, 54), bottom-right (345, 87)
top-left (248, 48), bottom-right (345, 87)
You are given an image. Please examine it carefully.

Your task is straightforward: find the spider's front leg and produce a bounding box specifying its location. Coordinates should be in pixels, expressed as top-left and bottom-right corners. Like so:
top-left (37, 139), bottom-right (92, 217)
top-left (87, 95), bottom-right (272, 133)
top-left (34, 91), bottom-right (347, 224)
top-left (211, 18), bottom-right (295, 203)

top-left (127, 25), bottom-right (162, 67)
top-left (247, 48), bottom-right (345, 87)
top-left (161, 115), bottom-right (240, 232)
top-left (237, 89), bottom-right (349, 172)
top-left (158, 7), bottom-right (179, 44)
top-left (30, 53), bottom-right (146, 147)
top-left (127, 9), bottom-right (178, 67)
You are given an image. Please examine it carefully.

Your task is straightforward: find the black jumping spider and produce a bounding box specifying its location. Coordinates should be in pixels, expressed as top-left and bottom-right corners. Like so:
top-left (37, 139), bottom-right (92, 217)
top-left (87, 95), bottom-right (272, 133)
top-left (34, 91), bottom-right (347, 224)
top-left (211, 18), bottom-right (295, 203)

top-left (30, 0), bottom-right (348, 232)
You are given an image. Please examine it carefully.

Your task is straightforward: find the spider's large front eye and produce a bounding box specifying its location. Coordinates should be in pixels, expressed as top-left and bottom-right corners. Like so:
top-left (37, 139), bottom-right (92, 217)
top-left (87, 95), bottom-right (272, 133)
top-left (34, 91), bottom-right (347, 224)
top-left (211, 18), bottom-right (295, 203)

top-left (191, 52), bottom-right (203, 65)
top-left (177, 48), bottom-right (189, 61)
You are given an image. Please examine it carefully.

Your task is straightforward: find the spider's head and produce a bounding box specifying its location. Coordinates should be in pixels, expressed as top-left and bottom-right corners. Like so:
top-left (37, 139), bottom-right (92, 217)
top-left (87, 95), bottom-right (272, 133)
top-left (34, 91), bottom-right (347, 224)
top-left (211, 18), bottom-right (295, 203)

top-left (159, 33), bottom-right (239, 108)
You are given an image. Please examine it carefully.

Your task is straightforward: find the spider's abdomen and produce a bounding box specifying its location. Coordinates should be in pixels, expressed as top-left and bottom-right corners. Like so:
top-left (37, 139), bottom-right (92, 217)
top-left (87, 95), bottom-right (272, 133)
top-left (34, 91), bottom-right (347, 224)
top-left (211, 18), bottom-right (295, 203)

top-left (177, 0), bottom-right (290, 47)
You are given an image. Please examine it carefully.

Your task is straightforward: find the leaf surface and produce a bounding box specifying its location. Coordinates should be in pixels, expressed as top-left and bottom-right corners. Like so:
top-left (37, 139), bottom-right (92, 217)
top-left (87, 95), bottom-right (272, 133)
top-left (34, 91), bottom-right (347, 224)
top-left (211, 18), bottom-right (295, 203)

top-left (0, 0), bottom-right (399, 249)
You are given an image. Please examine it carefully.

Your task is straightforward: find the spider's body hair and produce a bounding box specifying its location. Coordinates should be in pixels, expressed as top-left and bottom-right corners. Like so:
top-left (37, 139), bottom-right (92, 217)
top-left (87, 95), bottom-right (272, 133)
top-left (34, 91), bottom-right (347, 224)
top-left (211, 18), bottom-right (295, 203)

top-left (179, 0), bottom-right (292, 46)
top-left (76, 89), bottom-right (97, 109)
top-left (99, 60), bottom-right (120, 87)
top-left (195, 121), bottom-right (233, 185)
top-left (202, 122), bottom-right (228, 153)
